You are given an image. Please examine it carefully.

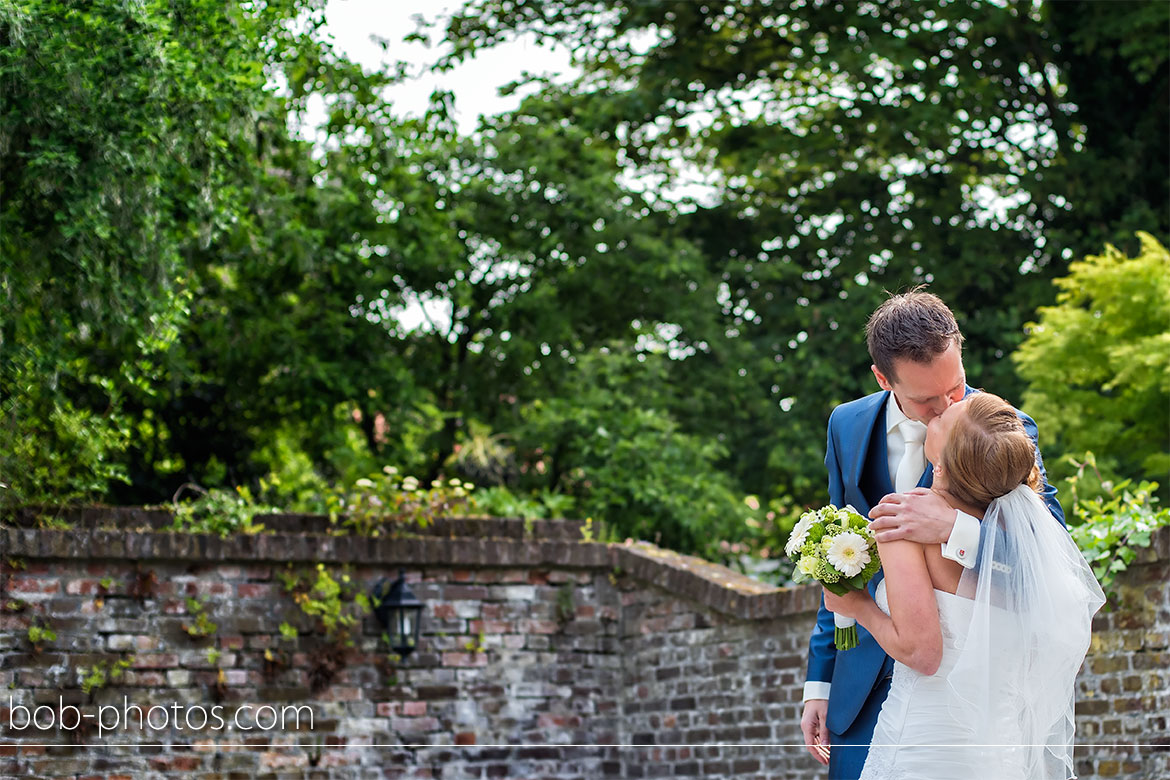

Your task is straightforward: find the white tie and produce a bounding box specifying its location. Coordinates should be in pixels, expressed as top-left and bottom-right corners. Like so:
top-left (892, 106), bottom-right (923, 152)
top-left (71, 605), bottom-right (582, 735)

top-left (895, 419), bottom-right (927, 493)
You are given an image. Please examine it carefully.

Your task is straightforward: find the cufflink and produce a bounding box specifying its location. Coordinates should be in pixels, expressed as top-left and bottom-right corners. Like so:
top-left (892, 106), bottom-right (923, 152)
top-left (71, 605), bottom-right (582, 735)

top-left (957, 548), bottom-right (966, 558)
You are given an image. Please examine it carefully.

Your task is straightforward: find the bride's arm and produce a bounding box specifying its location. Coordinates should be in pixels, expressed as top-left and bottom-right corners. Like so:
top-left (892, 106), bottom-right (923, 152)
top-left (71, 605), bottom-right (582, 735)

top-left (824, 539), bottom-right (943, 675)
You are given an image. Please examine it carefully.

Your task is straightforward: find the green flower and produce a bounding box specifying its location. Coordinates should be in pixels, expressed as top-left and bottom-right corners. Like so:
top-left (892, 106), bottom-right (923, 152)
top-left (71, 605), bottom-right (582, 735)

top-left (859, 554), bottom-right (882, 582)
top-left (817, 559), bottom-right (842, 583)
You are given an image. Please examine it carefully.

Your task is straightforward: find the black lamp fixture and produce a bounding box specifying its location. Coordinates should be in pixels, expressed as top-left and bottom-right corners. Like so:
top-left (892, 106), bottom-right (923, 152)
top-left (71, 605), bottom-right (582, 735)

top-left (371, 569), bottom-right (423, 658)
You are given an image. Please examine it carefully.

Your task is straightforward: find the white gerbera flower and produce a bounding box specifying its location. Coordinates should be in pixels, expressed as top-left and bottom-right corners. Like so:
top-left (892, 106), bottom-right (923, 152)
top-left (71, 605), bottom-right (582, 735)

top-left (826, 531), bottom-right (871, 578)
top-left (785, 513), bottom-right (817, 557)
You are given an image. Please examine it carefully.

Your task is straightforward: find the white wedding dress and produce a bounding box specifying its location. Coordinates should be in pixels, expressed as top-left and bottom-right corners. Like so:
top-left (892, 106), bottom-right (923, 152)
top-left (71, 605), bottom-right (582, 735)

top-left (860, 581), bottom-right (1023, 780)
top-left (857, 485), bottom-right (1104, 780)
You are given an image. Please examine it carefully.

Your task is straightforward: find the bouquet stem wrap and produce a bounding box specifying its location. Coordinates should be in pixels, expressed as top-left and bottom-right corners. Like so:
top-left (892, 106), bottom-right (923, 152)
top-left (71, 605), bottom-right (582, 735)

top-left (833, 612), bottom-right (858, 651)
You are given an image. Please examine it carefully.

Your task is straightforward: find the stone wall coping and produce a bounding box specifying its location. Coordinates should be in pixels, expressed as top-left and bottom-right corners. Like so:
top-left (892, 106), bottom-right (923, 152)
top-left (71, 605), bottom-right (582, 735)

top-left (0, 518), bottom-right (821, 621)
top-left (6, 513), bottom-right (1161, 622)
top-left (6, 506), bottom-right (587, 541)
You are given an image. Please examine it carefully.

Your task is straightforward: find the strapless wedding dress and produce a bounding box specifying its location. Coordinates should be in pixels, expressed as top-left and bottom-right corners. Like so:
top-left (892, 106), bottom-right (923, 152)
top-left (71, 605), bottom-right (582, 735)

top-left (858, 580), bottom-right (1031, 780)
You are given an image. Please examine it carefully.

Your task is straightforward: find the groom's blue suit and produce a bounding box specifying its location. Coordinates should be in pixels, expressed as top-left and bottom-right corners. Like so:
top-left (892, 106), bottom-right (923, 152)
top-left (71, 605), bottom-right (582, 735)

top-left (808, 386), bottom-right (1064, 780)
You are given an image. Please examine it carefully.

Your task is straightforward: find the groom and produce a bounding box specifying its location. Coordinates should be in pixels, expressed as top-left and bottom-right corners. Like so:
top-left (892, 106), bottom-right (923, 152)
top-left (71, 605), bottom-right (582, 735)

top-left (799, 289), bottom-right (1065, 779)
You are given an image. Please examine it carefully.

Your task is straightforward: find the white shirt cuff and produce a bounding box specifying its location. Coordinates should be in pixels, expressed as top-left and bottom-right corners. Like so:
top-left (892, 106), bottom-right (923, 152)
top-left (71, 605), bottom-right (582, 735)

top-left (940, 510), bottom-right (980, 569)
top-left (803, 681), bottom-right (831, 702)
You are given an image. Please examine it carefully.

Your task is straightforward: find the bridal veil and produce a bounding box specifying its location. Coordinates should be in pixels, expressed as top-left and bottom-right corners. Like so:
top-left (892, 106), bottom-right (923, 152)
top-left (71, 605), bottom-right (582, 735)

top-left (946, 484), bottom-right (1106, 779)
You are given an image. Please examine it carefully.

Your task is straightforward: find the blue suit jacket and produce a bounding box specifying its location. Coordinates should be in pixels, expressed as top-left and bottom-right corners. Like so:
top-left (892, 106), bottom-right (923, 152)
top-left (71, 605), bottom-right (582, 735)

top-left (807, 386), bottom-right (1065, 736)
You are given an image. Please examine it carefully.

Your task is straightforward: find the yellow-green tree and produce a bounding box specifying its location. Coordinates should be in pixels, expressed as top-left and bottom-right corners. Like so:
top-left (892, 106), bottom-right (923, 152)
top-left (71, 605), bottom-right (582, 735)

top-left (1014, 232), bottom-right (1170, 497)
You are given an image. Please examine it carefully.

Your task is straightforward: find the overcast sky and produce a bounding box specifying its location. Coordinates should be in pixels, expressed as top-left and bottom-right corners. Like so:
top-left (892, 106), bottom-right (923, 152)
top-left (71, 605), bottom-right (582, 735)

top-left (322, 0), bottom-right (576, 133)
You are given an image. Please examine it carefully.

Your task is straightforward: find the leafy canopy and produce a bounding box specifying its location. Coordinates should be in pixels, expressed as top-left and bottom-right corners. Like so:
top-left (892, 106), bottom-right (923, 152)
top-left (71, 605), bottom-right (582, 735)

top-left (1015, 232), bottom-right (1170, 497)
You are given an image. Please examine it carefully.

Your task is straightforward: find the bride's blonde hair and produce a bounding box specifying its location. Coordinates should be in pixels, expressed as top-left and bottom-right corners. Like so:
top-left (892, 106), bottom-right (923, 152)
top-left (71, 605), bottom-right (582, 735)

top-left (941, 393), bottom-right (1042, 511)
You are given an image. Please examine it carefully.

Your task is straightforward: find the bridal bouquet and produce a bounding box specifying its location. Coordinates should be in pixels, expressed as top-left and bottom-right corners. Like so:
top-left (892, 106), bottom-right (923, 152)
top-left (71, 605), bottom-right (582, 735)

top-left (786, 505), bottom-right (882, 650)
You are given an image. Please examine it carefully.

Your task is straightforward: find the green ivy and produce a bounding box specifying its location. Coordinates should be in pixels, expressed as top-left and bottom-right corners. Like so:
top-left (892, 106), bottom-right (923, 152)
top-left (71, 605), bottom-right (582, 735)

top-left (280, 563), bottom-right (370, 648)
top-left (170, 485), bottom-right (269, 538)
top-left (26, 621), bottom-right (56, 651)
top-left (474, 486), bottom-right (574, 522)
top-left (1068, 456), bottom-right (1169, 606)
top-left (555, 583), bottom-right (575, 624)
top-left (80, 656), bottom-right (133, 696)
top-left (181, 597), bottom-right (217, 639)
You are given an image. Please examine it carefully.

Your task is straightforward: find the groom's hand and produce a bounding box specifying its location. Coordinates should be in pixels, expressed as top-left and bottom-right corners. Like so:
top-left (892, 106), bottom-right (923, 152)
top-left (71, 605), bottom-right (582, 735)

top-left (868, 488), bottom-right (955, 544)
top-left (800, 699), bottom-right (830, 765)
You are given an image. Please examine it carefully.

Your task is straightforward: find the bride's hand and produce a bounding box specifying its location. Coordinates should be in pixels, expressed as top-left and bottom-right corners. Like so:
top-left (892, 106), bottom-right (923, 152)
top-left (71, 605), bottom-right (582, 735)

top-left (822, 588), bottom-right (872, 619)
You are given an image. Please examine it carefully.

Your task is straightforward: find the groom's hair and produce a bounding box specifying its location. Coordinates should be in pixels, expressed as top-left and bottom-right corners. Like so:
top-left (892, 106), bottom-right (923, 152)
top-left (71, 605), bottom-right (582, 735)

top-left (866, 287), bottom-right (964, 381)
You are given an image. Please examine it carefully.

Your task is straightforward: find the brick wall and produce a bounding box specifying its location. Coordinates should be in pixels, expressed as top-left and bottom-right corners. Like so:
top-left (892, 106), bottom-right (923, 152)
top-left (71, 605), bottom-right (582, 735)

top-left (0, 510), bottom-right (1166, 779)
top-left (1075, 525), bottom-right (1170, 780)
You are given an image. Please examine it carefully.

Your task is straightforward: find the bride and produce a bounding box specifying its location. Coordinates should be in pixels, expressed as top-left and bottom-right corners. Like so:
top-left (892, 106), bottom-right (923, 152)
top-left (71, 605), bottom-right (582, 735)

top-left (824, 392), bottom-right (1105, 780)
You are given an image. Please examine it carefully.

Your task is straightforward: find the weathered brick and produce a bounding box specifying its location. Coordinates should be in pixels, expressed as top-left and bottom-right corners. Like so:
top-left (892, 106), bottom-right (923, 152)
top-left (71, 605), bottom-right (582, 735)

top-left (131, 653), bottom-right (180, 669)
top-left (431, 603), bottom-right (457, 620)
top-left (0, 518), bottom-right (1161, 780)
top-left (236, 583), bottom-right (274, 599)
top-left (440, 652), bottom-right (488, 668)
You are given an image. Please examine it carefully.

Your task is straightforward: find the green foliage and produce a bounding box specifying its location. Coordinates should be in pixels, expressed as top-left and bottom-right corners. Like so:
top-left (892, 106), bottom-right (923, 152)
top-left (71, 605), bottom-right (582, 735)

top-left (0, 358), bottom-right (132, 509)
top-left (26, 621), bottom-right (56, 651)
top-left (181, 597), bottom-right (217, 639)
top-left (730, 496), bottom-right (804, 586)
top-left (4, 0), bottom-right (1166, 573)
top-left (170, 485), bottom-right (269, 538)
top-left (80, 656), bottom-right (133, 696)
top-left (252, 425), bottom-right (335, 512)
top-left (446, 421), bottom-right (517, 487)
top-left (514, 347), bottom-right (754, 559)
top-left (34, 513), bottom-right (73, 531)
top-left (428, 0), bottom-right (1170, 510)
top-left (327, 468), bottom-right (474, 537)
top-left (280, 563), bottom-right (370, 647)
top-left (463, 630), bottom-right (487, 654)
top-left (473, 486), bottom-right (573, 521)
top-left (0, 0), bottom-right (325, 504)
top-left (1069, 475), bottom-right (1169, 607)
top-left (1015, 233), bottom-right (1170, 502)
top-left (555, 583), bottom-right (575, 624)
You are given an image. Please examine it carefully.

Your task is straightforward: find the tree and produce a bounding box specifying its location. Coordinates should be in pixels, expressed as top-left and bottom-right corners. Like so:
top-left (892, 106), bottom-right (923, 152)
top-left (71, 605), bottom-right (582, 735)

top-left (111, 54), bottom-right (730, 514)
top-left (1014, 232), bottom-right (1170, 499)
top-left (0, 0), bottom-right (298, 503)
top-left (307, 86), bottom-right (724, 486)
top-left (512, 345), bottom-right (750, 557)
top-left (118, 77), bottom-right (416, 501)
top-left (428, 0), bottom-right (1170, 505)
top-left (0, 0), bottom-right (413, 505)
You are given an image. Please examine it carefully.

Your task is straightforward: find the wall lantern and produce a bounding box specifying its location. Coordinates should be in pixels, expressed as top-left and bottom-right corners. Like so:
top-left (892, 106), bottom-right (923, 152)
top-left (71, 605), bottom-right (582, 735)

top-left (371, 569), bottom-right (423, 658)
